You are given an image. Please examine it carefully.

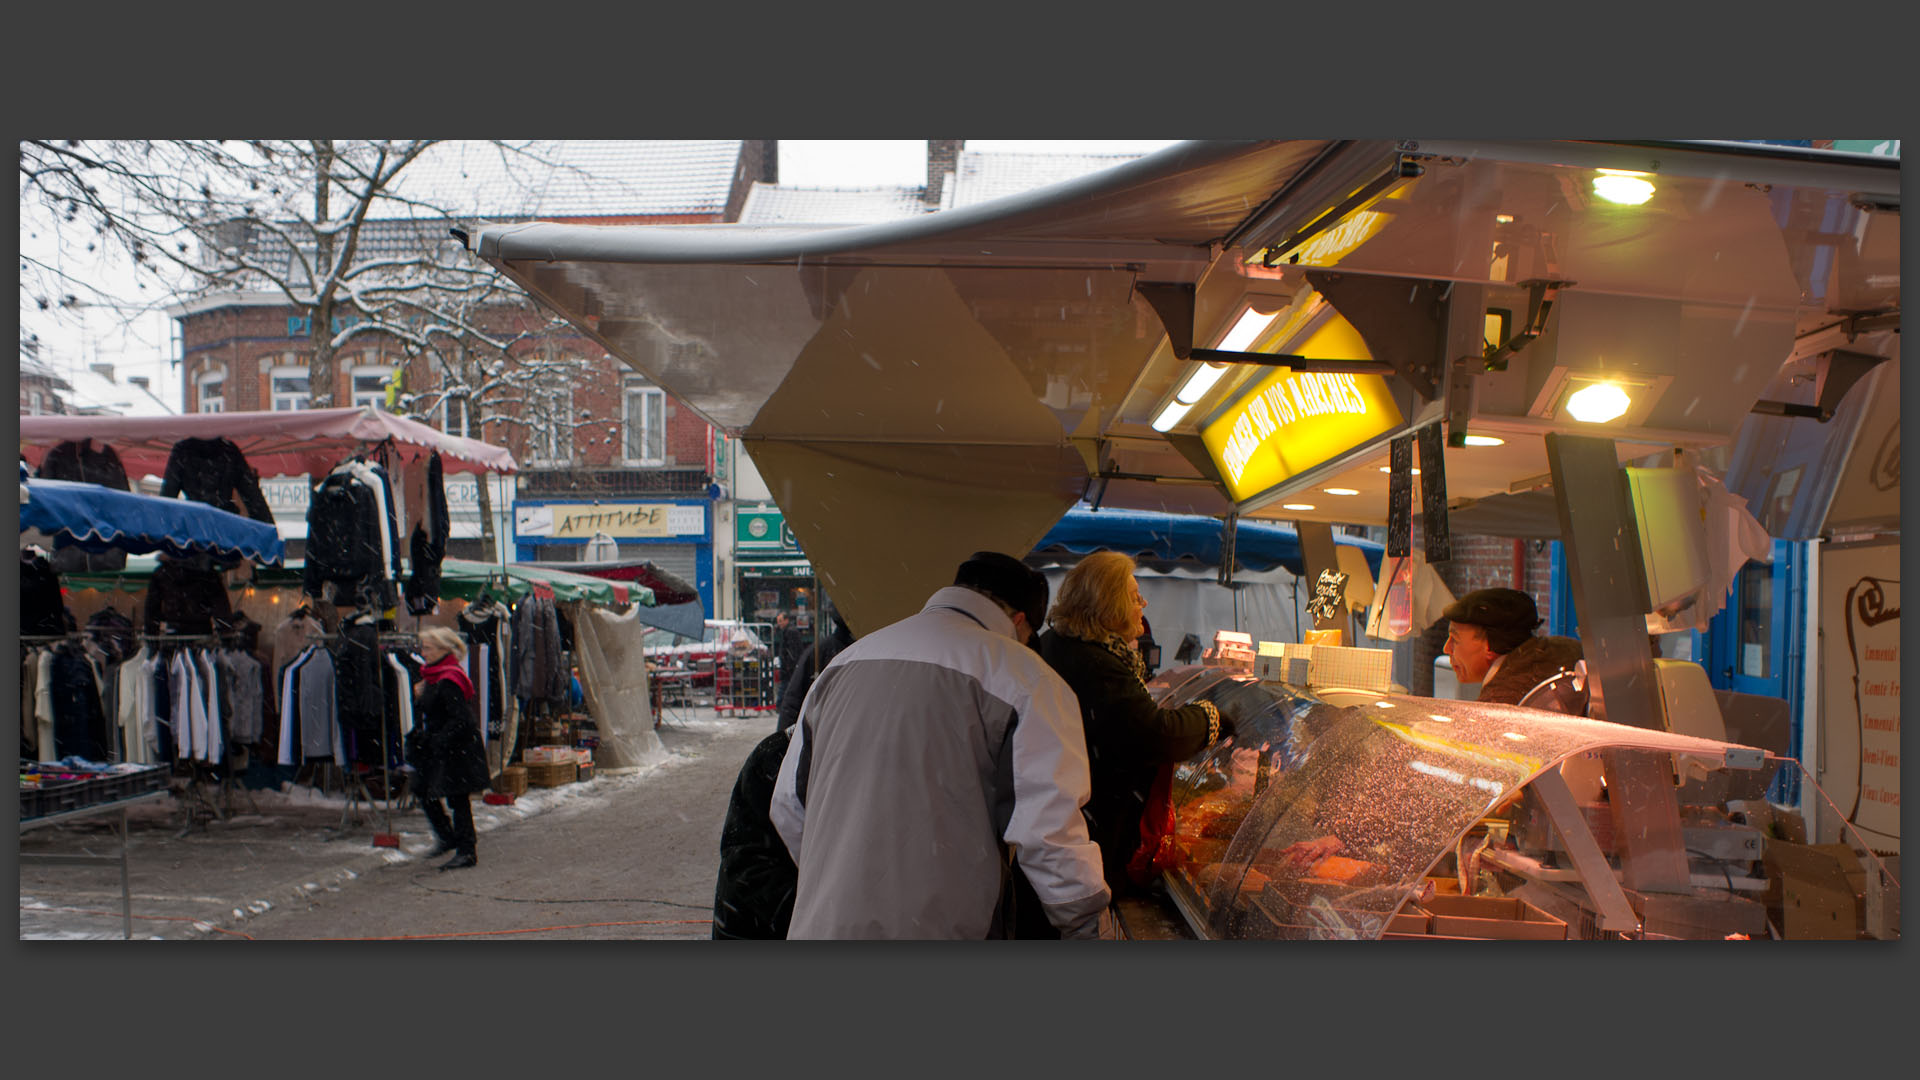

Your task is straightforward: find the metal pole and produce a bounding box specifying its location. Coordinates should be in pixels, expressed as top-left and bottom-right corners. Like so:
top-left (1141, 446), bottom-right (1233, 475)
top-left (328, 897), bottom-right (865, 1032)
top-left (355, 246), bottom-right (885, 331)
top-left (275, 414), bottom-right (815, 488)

top-left (119, 806), bottom-right (132, 940)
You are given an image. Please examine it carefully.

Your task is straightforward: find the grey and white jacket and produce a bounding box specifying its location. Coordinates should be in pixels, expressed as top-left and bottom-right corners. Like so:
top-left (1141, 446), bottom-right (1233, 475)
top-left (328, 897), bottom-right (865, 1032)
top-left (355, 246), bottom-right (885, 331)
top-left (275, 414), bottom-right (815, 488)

top-left (770, 586), bottom-right (1112, 939)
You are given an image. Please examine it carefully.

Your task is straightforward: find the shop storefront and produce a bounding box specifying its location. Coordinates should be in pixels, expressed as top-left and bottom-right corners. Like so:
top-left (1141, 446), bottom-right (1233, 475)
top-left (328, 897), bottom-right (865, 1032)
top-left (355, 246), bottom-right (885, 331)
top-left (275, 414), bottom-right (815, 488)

top-left (733, 504), bottom-right (817, 628)
top-left (512, 497), bottom-right (715, 617)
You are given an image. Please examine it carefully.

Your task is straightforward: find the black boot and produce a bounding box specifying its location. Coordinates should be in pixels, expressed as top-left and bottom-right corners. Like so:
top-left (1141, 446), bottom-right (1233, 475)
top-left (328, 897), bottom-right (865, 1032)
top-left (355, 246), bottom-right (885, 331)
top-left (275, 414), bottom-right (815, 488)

top-left (440, 852), bottom-right (477, 871)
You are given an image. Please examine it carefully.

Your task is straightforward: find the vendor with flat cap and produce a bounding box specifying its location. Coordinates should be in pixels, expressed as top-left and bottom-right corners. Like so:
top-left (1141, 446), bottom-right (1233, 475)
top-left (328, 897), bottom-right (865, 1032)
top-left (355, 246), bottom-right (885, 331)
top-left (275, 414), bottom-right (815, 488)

top-left (1441, 588), bottom-right (1584, 706)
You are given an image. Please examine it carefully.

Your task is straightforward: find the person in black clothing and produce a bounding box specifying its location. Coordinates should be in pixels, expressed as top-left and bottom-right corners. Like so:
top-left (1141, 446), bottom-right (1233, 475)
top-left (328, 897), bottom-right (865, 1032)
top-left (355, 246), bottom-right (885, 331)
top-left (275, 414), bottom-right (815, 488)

top-left (406, 627), bottom-right (491, 870)
top-left (772, 612), bottom-right (805, 694)
top-left (1012, 551), bottom-right (1227, 938)
top-left (711, 727), bottom-right (797, 938)
top-left (774, 597), bottom-right (854, 733)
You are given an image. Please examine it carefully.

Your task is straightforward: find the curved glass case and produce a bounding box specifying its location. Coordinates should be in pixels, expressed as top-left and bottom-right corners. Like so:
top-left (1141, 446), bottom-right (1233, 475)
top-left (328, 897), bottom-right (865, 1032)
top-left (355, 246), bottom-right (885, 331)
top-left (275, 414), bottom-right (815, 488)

top-left (1146, 665), bottom-right (1899, 941)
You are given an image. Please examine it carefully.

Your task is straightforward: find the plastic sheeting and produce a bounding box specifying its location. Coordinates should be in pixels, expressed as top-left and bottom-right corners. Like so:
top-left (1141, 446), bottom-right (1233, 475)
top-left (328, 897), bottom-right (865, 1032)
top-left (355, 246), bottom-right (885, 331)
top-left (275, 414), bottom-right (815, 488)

top-left (569, 602), bottom-right (668, 774)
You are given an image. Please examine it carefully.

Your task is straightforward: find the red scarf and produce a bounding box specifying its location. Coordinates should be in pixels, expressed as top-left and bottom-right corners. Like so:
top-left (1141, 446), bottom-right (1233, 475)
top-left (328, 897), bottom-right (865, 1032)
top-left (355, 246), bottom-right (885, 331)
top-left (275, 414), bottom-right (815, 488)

top-left (423, 654), bottom-right (474, 699)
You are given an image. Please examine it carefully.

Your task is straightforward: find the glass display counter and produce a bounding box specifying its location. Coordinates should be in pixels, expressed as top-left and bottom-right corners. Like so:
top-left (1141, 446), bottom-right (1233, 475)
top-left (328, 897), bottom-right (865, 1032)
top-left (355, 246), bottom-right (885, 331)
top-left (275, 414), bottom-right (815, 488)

top-left (1145, 665), bottom-right (1899, 941)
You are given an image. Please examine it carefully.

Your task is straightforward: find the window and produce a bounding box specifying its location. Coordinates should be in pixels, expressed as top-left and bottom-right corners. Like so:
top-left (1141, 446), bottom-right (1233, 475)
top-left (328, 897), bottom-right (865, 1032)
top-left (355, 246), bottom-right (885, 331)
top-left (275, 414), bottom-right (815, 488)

top-left (623, 380), bottom-right (666, 465)
top-left (442, 393), bottom-right (471, 438)
top-left (350, 362), bottom-right (394, 409)
top-left (197, 370), bottom-right (225, 413)
top-left (270, 365), bottom-right (311, 411)
top-left (529, 381), bottom-right (572, 464)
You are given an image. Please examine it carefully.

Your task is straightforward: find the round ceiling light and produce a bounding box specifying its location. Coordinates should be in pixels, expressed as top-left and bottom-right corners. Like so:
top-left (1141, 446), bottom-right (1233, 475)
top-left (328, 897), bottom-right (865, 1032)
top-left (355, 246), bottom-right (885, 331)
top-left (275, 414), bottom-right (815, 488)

top-left (1592, 169), bottom-right (1656, 206)
top-left (1564, 382), bottom-right (1632, 423)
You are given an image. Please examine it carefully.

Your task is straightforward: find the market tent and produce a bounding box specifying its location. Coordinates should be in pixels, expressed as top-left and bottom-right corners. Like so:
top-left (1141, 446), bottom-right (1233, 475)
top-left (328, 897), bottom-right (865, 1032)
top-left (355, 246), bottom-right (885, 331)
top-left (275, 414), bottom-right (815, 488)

top-left (522, 558), bottom-right (706, 640)
top-left (1035, 506), bottom-right (1384, 578)
top-left (570, 605), bottom-right (669, 774)
top-left (436, 558), bottom-right (650, 609)
top-left (21, 478), bottom-right (286, 565)
top-left (18, 405), bottom-right (518, 480)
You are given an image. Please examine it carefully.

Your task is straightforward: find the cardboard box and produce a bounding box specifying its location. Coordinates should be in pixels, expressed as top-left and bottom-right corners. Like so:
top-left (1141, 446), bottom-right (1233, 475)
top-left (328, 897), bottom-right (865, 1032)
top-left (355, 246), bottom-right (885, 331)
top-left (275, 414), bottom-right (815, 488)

top-left (1636, 891), bottom-right (1767, 939)
top-left (1387, 905), bottom-right (1430, 935)
top-left (492, 766), bottom-right (528, 796)
top-left (1764, 841), bottom-right (1866, 940)
top-left (1418, 894), bottom-right (1569, 940)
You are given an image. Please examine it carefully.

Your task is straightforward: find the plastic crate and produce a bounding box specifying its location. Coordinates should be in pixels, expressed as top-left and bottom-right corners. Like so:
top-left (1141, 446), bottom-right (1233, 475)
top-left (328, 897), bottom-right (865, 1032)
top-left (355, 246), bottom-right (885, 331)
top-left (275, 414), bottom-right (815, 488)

top-left (21, 780), bottom-right (91, 820)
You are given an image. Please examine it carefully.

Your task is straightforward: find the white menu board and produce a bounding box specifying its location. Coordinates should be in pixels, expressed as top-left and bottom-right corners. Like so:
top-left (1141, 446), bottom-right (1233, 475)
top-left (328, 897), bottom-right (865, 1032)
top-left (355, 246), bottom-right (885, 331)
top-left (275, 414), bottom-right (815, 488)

top-left (1818, 539), bottom-right (1900, 852)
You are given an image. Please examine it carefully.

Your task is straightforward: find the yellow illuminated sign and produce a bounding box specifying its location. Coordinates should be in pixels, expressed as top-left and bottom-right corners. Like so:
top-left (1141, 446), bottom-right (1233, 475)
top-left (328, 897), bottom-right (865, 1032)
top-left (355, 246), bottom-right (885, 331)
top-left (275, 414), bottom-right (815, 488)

top-left (1200, 314), bottom-right (1404, 502)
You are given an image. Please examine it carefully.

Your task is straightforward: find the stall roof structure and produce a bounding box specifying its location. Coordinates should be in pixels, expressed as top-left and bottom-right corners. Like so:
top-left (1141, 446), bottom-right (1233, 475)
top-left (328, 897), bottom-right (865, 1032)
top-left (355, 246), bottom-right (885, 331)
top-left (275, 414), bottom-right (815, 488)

top-left (470, 139), bottom-right (1899, 633)
top-left (19, 405), bottom-right (519, 480)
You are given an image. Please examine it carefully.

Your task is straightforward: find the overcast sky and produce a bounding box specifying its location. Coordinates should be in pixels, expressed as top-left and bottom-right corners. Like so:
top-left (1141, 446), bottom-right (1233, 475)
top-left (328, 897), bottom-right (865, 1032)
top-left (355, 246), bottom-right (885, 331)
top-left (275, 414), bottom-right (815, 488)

top-left (19, 140), bottom-right (1183, 406)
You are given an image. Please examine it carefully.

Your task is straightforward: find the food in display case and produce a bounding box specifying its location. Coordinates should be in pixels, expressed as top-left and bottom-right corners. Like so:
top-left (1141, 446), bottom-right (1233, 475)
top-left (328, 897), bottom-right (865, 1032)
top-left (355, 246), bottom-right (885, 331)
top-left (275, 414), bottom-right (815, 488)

top-left (1144, 664), bottom-right (1900, 940)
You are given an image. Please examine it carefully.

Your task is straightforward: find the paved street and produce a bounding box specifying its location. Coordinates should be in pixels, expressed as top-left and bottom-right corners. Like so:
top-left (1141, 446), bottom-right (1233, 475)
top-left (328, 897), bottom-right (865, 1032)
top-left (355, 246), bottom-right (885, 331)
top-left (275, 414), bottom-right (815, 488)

top-left (18, 706), bottom-right (774, 941)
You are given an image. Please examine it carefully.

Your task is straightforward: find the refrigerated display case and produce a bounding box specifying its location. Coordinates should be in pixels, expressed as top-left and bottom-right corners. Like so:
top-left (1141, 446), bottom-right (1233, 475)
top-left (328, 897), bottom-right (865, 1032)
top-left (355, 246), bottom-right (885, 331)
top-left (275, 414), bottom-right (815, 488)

top-left (1145, 665), bottom-right (1899, 941)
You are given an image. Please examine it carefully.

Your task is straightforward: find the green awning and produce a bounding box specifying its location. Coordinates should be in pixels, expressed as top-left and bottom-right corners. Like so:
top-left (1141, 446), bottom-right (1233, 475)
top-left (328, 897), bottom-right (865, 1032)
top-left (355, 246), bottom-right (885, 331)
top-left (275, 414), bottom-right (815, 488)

top-left (58, 556), bottom-right (649, 609)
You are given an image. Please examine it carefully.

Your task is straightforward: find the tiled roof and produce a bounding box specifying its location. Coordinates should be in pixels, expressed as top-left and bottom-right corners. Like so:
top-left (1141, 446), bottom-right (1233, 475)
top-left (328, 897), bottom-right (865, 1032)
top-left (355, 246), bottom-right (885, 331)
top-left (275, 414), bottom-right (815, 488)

top-left (949, 151), bottom-right (1146, 208)
top-left (738, 182), bottom-right (934, 225)
top-left (388, 140), bottom-right (749, 219)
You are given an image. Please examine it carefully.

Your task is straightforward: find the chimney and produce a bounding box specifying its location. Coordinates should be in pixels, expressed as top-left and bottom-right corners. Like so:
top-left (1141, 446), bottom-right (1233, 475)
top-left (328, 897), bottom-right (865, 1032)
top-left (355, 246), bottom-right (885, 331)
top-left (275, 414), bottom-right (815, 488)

top-left (925, 140), bottom-right (962, 208)
top-left (90, 362), bottom-right (116, 382)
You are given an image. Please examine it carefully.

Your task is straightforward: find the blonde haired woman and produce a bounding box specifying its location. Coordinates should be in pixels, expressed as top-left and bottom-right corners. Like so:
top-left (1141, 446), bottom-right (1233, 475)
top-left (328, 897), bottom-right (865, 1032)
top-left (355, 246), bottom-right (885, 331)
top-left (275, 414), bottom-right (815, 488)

top-left (406, 626), bottom-right (490, 870)
top-left (1012, 550), bottom-right (1226, 936)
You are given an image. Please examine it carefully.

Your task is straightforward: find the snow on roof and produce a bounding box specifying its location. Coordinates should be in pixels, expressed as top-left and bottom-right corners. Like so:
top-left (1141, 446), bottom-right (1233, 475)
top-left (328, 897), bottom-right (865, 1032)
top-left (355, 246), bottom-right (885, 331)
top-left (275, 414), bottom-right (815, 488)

top-left (62, 366), bottom-right (178, 417)
top-left (949, 150), bottom-right (1147, 207)
top-left (738, 182), bottom-right (934, 225)
top-left (389, 140), bottom-right (750, 219)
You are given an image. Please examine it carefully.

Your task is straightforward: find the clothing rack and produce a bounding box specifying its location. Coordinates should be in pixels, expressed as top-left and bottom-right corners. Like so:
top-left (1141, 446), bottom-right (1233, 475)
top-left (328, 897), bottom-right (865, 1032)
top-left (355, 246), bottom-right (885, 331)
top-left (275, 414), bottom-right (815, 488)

top-left (19, 633), bottom-right (86, 645)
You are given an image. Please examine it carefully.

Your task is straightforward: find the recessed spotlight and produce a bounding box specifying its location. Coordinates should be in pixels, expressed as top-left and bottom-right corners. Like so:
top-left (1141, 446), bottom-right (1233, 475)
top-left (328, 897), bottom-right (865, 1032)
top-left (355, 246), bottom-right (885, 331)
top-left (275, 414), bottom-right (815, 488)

top-left (1495, 214), bottom-right (1514, 224)
top-left (1592, 169), bottom-right (1655, 206)
top-left (1564, 382), bottom-right (1632, 423)
top-left (1282, 503), bottom-right (1315, 511)
top-left (1323, 487), bottom-right (1359, 496)
top-left (1377, 466), bottom-right (1419, 475)
top-left (1461, 435), bottom-right (1505, 447)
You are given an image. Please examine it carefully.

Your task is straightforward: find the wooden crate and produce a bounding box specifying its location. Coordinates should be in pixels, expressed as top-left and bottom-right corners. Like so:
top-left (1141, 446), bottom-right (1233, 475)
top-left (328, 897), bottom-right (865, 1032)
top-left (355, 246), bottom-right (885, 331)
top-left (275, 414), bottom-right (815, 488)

top-left (525, 762), bottom-right (576, 788)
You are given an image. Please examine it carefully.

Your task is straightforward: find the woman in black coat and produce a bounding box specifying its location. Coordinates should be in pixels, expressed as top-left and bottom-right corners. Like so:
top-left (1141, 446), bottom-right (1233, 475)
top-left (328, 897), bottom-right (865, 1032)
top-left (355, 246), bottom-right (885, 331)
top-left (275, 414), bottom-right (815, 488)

top-left (1013, 551), bottom-right (1226, 937)
top-left (407, 626), bottom-right (491, 870)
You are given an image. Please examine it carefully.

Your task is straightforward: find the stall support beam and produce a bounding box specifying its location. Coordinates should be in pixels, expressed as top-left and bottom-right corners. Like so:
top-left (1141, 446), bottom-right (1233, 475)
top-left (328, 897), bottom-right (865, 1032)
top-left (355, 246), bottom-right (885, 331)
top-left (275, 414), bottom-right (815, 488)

top-left (1545, 432), bottom-right (1694, 895)
top-left (1530, 769), bottom-right (1640, 933)
top-left (1542, 432), bottom-right (1664, 731)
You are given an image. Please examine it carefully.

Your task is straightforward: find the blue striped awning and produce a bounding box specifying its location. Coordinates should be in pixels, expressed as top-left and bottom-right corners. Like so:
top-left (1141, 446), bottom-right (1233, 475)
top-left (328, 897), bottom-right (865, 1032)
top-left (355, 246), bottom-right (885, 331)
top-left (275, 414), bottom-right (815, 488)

top-left (1034, 507), bottom-right (1382, 578)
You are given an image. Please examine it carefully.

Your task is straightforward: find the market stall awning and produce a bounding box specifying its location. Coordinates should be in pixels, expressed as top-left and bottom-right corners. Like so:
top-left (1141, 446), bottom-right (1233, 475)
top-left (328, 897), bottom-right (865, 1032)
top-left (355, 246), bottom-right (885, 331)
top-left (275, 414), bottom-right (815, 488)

top-left (21, 478), bottom-right (286, 565)
top-left (469, 140), bottom-right (1898, 629)
top-left (439, 559), bottom-right (650, 609)
top-left (1035, 507), bottom-right (1383, 579)
top-left (18, 405), bottom-right (518, 480)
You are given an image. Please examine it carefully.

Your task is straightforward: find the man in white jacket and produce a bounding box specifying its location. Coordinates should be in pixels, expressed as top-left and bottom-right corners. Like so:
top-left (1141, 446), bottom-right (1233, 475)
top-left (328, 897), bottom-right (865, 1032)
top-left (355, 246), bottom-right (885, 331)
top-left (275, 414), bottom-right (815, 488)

top-left (770, 551), bottom-right (1115, 939)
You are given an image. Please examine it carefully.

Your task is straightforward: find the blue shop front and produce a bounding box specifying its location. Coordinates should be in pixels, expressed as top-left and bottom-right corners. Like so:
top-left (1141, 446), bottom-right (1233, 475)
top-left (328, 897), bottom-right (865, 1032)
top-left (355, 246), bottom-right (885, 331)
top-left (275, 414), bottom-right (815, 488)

top-left (513, 497), bottom-right (716, 617)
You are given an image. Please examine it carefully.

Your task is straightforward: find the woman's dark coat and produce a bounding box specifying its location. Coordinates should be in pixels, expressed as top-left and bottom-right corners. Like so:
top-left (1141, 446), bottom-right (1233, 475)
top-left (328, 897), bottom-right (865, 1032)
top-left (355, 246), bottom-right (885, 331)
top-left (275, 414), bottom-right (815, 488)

top-left (711, 728), bottom-right (797, 939)
top-left (407, 677), bottom-right (491, 799)
top-left (1037, 629), bottom-right (1216, 891)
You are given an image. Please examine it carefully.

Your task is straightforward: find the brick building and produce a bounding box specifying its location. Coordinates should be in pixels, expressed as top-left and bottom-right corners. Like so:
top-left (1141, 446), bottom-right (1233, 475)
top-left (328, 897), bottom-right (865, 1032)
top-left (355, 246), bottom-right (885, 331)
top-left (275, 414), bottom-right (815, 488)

top-left (165, 141), bottom-right (778, 611)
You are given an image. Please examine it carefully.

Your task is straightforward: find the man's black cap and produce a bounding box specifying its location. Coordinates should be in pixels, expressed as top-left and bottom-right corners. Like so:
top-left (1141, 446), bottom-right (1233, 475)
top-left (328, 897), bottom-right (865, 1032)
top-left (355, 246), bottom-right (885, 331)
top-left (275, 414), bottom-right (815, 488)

top-left (954, 551), bottom-right (1048, 633)
top-left (1442, 588), bottom-right (1542, 634)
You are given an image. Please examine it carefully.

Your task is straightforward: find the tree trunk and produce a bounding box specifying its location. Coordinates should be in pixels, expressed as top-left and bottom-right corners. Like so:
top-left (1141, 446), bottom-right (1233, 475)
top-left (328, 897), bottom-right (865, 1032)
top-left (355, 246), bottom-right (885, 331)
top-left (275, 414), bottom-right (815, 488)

top-left (308, 139), bottom-right (335, 409)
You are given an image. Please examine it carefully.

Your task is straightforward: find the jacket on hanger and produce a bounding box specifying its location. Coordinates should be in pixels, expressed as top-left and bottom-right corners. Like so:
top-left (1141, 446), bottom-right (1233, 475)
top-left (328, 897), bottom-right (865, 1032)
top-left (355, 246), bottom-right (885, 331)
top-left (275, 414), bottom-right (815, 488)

top-left (41, 439), bottom-right (132, 572)
top-left (160, 437), bottom-right (274, 523)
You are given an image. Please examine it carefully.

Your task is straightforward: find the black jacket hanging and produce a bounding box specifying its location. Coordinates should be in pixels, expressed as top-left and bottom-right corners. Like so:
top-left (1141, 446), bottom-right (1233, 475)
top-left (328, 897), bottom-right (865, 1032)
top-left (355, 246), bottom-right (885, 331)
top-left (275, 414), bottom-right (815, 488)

top-left (143, 557), bottom-right (233, 636)
top-left (20, 550), bottom-right (71, 636)
top-left (403, 452), bottom-right (449, 615)
top-left (160, 437), bottom-right (275, 524)
top-left (332, 613), bottom-right (386, 732)
top-left (41, 439), bottom-right (132, 573)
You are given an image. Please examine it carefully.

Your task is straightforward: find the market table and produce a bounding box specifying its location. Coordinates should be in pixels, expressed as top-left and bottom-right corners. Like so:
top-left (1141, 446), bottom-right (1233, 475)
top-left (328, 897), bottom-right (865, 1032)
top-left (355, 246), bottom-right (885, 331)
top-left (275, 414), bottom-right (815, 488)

top-left (20, 789), bottom-right (172, 940)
